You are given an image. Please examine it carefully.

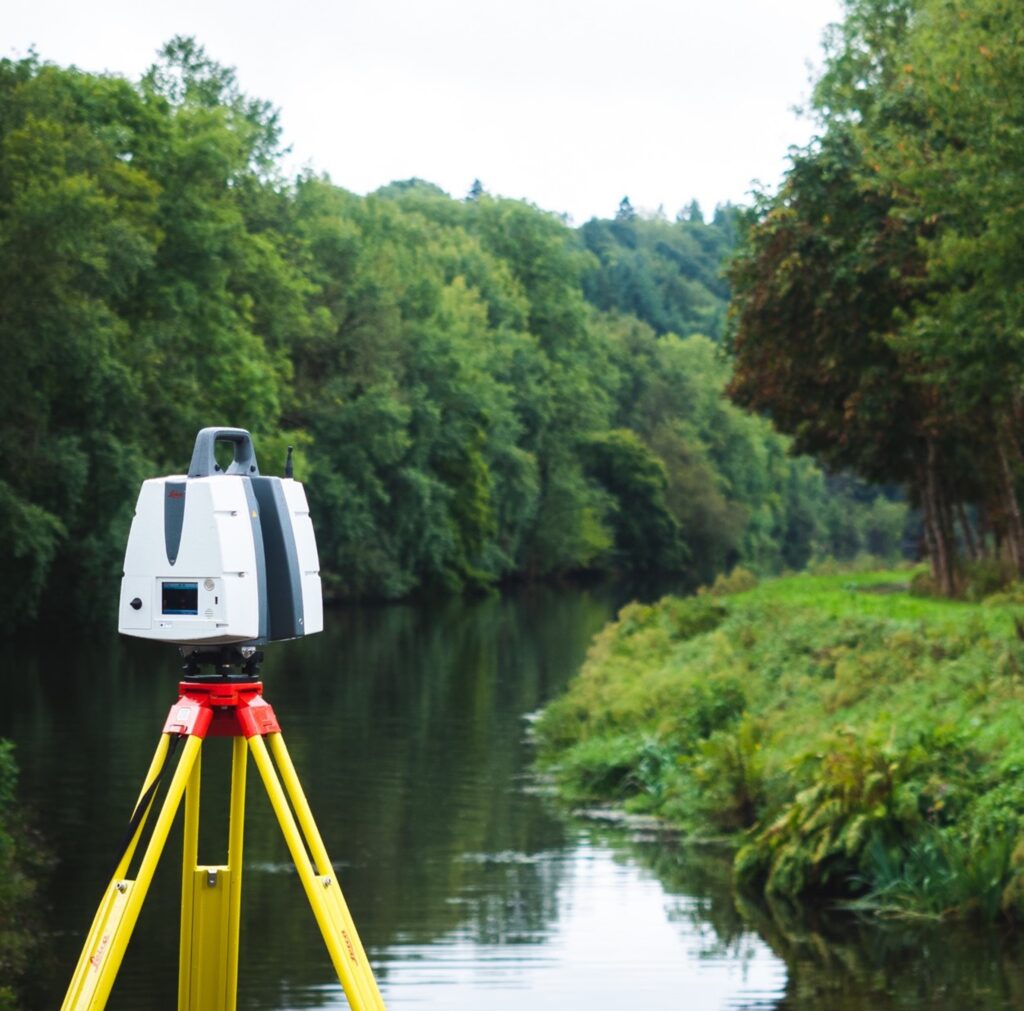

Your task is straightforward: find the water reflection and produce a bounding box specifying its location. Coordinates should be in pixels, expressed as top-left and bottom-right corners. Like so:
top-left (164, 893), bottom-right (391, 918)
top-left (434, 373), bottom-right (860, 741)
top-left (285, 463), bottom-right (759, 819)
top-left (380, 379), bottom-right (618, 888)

top-left (756, 900), bottom-right (1024, 1010)
top-left (376, 839), bottom-right (784, 1010)
top-left (2, 584), bottom-right (1020, 1009)
top-left (616, 832), bottom-right (1024, 1011)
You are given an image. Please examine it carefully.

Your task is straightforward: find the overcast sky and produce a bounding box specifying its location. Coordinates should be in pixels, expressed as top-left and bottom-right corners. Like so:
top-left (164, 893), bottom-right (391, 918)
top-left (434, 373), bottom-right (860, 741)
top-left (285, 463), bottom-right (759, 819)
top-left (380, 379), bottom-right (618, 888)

top-left (6, 0), bottom-right (845, 223)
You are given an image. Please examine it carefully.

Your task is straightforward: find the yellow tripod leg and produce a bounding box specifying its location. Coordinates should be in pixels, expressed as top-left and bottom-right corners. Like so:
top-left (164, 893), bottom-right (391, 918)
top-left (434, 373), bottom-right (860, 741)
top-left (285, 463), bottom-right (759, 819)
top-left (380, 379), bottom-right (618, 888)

top-left (225, 734), bottom-right (248, 1009)
top-left (178, 736), bottom-right (248, 1011)
top-left (178, 748), bottom-right (201, 1006)
top-left (248, 733), bottom-right (386, 1011)
top-left (268, 732), bottom-right (387, 1011)
top-left (64, 732), bottom-right (172, 1008)
top-left (62, 733), bottom-right (202, 1011)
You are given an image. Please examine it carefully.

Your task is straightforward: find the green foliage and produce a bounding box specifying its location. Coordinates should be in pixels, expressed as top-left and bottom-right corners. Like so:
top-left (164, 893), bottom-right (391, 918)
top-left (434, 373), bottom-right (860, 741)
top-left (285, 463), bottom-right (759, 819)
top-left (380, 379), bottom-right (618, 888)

top-left (0, 741), bottom-right (47, 1009)
top-left (736, 723), bottom-right (974, 897)
top-left (728, 128), bottom-right (927, 487)
top-left (582, 428), bottom-right (683, 570)
top-left (579, 206), bottom-right (736, 341)
top-left (0, 42), bottom-right (909, 624)
top-left (701, 565), bottom-right (759, 597)
top-left (0, 44), bottom-right (291, 625)
top-left (863, 829), bottom-right (1019, 922)
top-left (548, 734), bottom-right (678, 804)
top-left (909, 569), bottom-right (940, 598)
top-left (0, 480), bottom-right (65, 619)
top-left (962, 557), bottom-right (1018, 602)
top-left (535, 569), bottom-right (1024, 919)
top-left (692, 716), bottom-right (767, 831)
top-left (729, 0), bottom-right (1024, 596)
top-left (533, 595), bottom-right (728, 755)
top-left (980, 582), bottom-right (1024, 608)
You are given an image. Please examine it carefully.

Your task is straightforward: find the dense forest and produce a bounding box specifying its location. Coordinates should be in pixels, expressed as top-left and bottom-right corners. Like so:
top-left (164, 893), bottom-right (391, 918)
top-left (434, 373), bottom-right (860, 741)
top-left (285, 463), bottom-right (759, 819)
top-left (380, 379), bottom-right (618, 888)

top-left (729, 0), bottom-right (1024, 597)
top-left (0, 38), bottom-right (906, 631)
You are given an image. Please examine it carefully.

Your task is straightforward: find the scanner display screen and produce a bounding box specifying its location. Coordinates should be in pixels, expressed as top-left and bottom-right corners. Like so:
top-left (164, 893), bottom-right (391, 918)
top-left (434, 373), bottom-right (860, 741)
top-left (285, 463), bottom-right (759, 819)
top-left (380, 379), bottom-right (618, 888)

top-left (162, 581), bottom-right (199, 615)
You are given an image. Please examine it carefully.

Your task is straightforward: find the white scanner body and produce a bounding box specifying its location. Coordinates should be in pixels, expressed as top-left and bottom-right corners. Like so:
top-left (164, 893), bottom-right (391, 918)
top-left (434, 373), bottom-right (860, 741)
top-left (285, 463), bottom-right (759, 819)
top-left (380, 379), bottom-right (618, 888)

top-left (117, 428), bottom-right (323, 646)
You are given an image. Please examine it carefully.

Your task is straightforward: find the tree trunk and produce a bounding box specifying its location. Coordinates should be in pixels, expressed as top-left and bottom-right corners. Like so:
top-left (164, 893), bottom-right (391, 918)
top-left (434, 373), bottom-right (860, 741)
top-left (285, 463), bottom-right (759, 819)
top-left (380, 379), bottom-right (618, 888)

top-left (956, 501), bottom-right (979, 561)
top-left (924, 438), bottom-right (957, 596)
top-left (976, 504), bottom-right (991, 559)
top-left (938, 485), bottom-right (958, 574)
top-left (920, 481), bottom-right (938, 583)
top-left (996, 428), bottom-right (1024, 577)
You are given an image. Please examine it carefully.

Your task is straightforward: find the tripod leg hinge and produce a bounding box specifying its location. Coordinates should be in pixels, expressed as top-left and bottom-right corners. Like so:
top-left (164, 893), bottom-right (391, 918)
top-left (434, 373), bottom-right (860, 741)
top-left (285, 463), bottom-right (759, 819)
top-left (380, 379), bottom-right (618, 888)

top-left (163, 683), bottom-right (280, 738)
top-left (163, 697), bottom-right (213, 738)
top-left (237, 695), bottom-right (281, 738)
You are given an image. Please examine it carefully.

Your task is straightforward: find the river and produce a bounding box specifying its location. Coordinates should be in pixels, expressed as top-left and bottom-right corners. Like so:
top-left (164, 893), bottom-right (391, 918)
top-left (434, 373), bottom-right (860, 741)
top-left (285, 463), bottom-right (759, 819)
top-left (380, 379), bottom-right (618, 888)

top-left (3, 585), bottom-right (1022, 1009)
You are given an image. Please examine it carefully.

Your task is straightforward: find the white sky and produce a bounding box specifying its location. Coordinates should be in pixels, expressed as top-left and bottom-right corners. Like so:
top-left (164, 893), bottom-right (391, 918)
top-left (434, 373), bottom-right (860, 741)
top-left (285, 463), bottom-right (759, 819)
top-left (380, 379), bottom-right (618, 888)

top-left (5, 0), bottom-right (844, 223)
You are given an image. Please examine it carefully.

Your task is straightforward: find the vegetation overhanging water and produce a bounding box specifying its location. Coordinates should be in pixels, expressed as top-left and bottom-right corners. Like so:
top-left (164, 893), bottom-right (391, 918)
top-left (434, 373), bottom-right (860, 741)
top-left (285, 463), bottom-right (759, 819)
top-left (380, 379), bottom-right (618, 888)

top-left (534, 568), bottom-right (1024, 927)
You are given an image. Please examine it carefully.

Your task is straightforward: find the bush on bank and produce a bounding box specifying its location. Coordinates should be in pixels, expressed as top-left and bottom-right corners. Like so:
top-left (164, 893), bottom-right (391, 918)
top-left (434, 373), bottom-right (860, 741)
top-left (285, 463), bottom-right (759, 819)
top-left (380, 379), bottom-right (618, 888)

top-left (533, 569), bottom-right (1024, 920)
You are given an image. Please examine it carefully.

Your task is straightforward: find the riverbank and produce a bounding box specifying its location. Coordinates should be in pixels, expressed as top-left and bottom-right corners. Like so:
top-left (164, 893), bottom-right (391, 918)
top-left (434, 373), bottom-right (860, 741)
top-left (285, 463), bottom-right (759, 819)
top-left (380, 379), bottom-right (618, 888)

top-left (533, 569), bottom-right (1024, 920)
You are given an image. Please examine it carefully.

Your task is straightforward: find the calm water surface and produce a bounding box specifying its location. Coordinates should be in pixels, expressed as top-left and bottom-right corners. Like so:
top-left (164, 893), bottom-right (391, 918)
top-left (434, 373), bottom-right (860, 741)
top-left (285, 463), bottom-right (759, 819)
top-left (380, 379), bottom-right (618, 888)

top-left (3, 585), bottom-right (1022, 1009)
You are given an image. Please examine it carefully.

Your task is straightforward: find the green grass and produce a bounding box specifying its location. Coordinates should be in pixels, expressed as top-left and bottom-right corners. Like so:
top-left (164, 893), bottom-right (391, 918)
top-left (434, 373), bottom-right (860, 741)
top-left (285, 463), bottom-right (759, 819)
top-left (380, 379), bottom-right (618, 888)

top-left (533, 568), bottom-right (1024, 921)
top-left (739, 567), bottom-right (1014, 627)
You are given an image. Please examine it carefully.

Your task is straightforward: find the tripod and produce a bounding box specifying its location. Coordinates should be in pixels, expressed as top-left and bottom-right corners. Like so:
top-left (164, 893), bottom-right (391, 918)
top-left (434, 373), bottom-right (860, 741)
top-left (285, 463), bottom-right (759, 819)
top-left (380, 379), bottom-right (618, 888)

top-left (61, 672), bottom-right (387, 1011)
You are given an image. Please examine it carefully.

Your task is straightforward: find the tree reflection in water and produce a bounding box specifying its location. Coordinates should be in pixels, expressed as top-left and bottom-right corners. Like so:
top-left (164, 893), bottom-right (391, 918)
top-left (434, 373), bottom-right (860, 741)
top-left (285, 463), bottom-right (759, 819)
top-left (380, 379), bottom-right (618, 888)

top-left (620, 831), bottom-right (1024, 1011)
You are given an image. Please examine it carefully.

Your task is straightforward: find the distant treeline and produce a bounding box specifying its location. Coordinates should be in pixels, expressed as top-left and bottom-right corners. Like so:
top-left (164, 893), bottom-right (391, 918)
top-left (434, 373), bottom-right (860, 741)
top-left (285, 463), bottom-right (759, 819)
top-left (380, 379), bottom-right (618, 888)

top-left (0, 39), bottom-right (906, 628)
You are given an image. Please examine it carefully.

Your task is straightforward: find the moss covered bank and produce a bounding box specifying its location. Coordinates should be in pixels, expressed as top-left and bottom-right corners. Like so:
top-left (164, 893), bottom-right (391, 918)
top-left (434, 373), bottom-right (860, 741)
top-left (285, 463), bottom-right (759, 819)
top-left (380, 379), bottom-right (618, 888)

top-left (534, 570), bottom-right (1024, 920)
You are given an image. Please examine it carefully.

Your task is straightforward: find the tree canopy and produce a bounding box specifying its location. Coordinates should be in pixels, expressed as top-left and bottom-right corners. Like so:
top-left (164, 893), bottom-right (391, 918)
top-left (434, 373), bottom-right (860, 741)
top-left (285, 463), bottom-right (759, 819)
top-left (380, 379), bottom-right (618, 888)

top-left (729, 0), bottom-right (1024, 595)
top-left (0, 40), bottom-right (905, 628)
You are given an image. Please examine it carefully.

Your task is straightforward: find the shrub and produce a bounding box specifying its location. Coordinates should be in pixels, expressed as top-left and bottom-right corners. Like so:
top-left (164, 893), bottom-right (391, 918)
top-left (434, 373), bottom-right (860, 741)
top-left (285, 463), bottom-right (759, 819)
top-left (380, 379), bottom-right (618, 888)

top-left (808, 557), bottom-right (842, 576)
top-left (677, 676), bottom-right (747, 744)
top-left (551, 734), bottom-right (677, 803)
top-left (735, 724), bottom-right (975, 898)
top-left (981, 580), bottom-right (1024, 608)
top-left (700, 566), bottom-right (759, 597)
top-left (532, 595), bottom-right (728, 756)
top-left (657, 595), bottom-right (728, 640)
top-left (909, 569), bottom-right (940, 597)
top-left (963, 778), bottom-right (1024, 843)
top-left (864, 828), bottom-right (1019, 921)
top-left (963, 557), bottom-right (1017, 602)
top-left (691, 716), bottom-right (767, 831)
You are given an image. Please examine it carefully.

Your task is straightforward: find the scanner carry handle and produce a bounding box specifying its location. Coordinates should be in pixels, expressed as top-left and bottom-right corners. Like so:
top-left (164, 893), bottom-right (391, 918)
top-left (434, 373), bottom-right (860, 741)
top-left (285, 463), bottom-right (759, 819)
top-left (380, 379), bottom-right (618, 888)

top-left (188, 427), bottom-right (260, 478)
